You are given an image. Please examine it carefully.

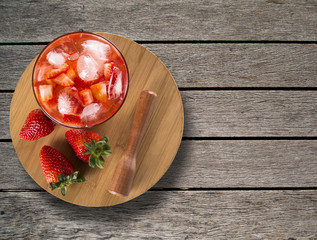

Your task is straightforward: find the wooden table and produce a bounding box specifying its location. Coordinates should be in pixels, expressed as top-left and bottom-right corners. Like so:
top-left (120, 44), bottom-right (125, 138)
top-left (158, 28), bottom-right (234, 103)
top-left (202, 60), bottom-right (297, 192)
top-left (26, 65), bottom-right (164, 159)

top-left (1, 1), bottom-right (316, 239)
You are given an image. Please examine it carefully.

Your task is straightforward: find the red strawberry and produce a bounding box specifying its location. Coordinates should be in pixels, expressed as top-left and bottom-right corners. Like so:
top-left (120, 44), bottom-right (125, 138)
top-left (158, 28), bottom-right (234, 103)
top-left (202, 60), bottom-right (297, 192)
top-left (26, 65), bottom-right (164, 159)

top-left (39, 145), bottom-right (85, 196)
top-left (65, 129), bottom-right (111, 168)
top-left (103, 62), bottom-right (114, 81)
top-left (40, 145), bottom-right (74, 183)
top-left (19, 109), bottom-right (56, 141)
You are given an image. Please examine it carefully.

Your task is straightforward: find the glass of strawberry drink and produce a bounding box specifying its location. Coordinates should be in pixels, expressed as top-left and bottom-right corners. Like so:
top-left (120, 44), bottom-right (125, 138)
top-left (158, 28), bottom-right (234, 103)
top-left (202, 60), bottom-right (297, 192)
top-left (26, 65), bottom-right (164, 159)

top-left (33, 32), bottom-right (128, 128)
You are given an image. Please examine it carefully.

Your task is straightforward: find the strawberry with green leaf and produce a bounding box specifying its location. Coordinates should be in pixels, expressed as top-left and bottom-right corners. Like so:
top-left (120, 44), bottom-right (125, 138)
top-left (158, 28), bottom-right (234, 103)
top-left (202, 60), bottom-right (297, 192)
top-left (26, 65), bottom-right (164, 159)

top-left (65, 129), bottom-right (111, 169)
top-left (39, 145), bottom-right (85, 196)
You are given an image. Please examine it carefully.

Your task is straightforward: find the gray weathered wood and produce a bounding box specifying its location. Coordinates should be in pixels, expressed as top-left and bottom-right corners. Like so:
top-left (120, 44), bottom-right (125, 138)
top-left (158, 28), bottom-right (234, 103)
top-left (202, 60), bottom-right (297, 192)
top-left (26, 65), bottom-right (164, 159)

top-left (182, 91), bottom-right (317, 137)
top-left (157, 140), bottom-right (317, 188)
top-left (1, 44), bottom-right (317, 90)
top-left (150, 44), bottom-right (317, 88)
top-left (1, 191), bottom-right (316, 239)
top-left (0, 45), bottom-right (41, 91)
top-left (2, 91), bottom-right (317, 139)
top-left (2, 140), bottom-right (317, 190)
top-left (0, 93), bottom-right (11, 139)
top-left (1, 1), bottom-right (317, 239)
top-left (1, 0), bottom-right (317, 42)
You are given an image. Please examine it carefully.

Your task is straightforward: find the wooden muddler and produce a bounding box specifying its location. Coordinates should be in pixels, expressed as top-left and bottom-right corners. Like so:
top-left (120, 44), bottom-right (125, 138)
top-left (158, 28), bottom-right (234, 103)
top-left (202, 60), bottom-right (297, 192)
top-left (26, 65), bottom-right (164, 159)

top-left (108, 90), bottom-right (157, 197)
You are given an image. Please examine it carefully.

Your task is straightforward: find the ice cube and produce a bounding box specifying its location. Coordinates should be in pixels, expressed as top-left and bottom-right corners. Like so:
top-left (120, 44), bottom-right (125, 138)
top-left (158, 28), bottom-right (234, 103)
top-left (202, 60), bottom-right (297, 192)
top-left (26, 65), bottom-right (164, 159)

top-left (37, 64), bottom-right (50, 82)
top-left (68, 52), bottom-right (79, 61)
top-left (47, 50), bottom-right (66, 67)
top-left (81, 40), bottom-right (110, 62)
top-left (59, 41), bottom-right (77, 55)
top-left (108, 67), bottom-right (123, 100)
top-left (57, 88), bottom-right (80, 115)
top-left (77, 54), bottom-right (102, 82)
top-left (81, 103), bottom-right (102, 125)
top-left (113, 68), bottom-right (122, 98)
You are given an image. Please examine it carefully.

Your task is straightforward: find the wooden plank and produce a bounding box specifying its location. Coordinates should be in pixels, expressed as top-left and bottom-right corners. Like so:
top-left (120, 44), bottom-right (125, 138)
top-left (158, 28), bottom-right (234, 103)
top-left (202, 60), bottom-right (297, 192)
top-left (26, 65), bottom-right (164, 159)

top-left (1, 191), bottom-right (316, 239)
top-left (0, 45), bottom-right (41, 91)
top-left (0, 93), bottom-right (11, 139)
top-left (182, 91), bottom-right (317, 137)
top-left (150, 44), bottom-right (317, 88)
top-left (0, 1), bottom-right (316, 42)
top-left (1, 44), bottom-right (317, 90)
top-left (156, 140), bottom-right (317, 188)
top-left (2, 91), bottom-right (317, 139)
top-left (2, 140), bottom-right (317, 190)
top-left (1, 142), bottom-right (43, 191)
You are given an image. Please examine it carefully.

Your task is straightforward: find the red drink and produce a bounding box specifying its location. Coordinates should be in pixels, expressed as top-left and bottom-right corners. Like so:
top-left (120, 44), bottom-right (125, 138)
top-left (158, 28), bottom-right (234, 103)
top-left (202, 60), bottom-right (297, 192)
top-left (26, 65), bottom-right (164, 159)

top-left (33, 32), bottom-right (128, 128)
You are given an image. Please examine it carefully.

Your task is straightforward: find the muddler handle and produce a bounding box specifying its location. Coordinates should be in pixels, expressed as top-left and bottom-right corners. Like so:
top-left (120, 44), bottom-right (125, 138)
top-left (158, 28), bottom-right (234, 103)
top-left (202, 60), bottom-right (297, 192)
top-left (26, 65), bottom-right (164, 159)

top-left (108, 90), bottom-right (157, 197)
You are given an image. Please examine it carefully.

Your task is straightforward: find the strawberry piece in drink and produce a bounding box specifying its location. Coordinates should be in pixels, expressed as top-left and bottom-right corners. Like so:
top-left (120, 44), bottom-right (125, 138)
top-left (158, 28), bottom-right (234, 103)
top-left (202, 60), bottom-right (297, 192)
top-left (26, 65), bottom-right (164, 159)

top-left (37, 64), bottom-right (52, 82)
top-left (103, 62), bottom-right (114, 81)
top-left (63, 114), bottom-right (82, 126)
top-left (90, 83), bottom-right (107, 102)
top-left (46, 63), bottom-right (69, 79)
top-left (52, 73), bottom-right (74, 87)
top-left (79, 88), bottom-right (94, 106)
top-left (65, 67), bottom-right (76, 80)
top-left (39, 85), bottom-right (53, 102)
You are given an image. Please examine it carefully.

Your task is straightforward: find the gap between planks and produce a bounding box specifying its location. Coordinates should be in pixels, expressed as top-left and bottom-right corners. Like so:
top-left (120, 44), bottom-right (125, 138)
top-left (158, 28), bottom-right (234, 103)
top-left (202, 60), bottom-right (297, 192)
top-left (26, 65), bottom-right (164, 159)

top-left (2, 137), bottom-right (317, 142)
top-left (2, 88), bottom-right (317, 94)
top-left (1, 187), bottom-right (317, 193)
top-left (0, 40), bottom-right (317, 45)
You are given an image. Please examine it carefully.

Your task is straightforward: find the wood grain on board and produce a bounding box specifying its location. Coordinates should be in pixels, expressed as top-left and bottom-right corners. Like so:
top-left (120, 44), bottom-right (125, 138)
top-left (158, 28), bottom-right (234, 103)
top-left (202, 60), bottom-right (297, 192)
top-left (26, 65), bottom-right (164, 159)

top-left (9, 33), bottom-right (184, 206)
top-left (0, 0), bottom-right (317, 42)
top-left (1, 44), bottom-right (317, 90)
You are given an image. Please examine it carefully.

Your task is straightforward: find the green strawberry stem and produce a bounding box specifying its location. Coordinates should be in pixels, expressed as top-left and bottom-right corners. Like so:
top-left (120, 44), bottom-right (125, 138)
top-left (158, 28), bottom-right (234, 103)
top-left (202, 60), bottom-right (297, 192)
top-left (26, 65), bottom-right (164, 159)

top-left (83, 137), bottom-right (112, 169)
top-left (49, 171), bottom-right (85, 196)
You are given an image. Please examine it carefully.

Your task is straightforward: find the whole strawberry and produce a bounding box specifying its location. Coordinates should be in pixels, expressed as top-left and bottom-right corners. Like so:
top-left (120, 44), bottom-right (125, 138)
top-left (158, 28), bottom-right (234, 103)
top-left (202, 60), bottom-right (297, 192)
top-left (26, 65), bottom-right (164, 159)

top-left (65, 129), bottom-right (111, 169)
top-left (20, 109), bottom-right (55, 141)
top-left (39, 145), bottom-right (85, 196)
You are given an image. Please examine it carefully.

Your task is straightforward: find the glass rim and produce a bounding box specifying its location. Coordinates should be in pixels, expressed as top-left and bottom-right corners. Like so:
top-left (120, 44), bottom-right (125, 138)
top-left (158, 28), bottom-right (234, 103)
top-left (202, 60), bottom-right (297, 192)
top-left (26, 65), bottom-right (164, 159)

top-left (32, 31), bottom-right (129, 129)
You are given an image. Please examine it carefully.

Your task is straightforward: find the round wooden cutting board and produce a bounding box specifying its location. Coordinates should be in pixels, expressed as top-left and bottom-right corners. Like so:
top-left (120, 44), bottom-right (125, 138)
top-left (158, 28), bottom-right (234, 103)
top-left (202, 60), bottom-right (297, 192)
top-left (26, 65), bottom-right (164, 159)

top-left (10, 32), bottom-right (184, 207)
